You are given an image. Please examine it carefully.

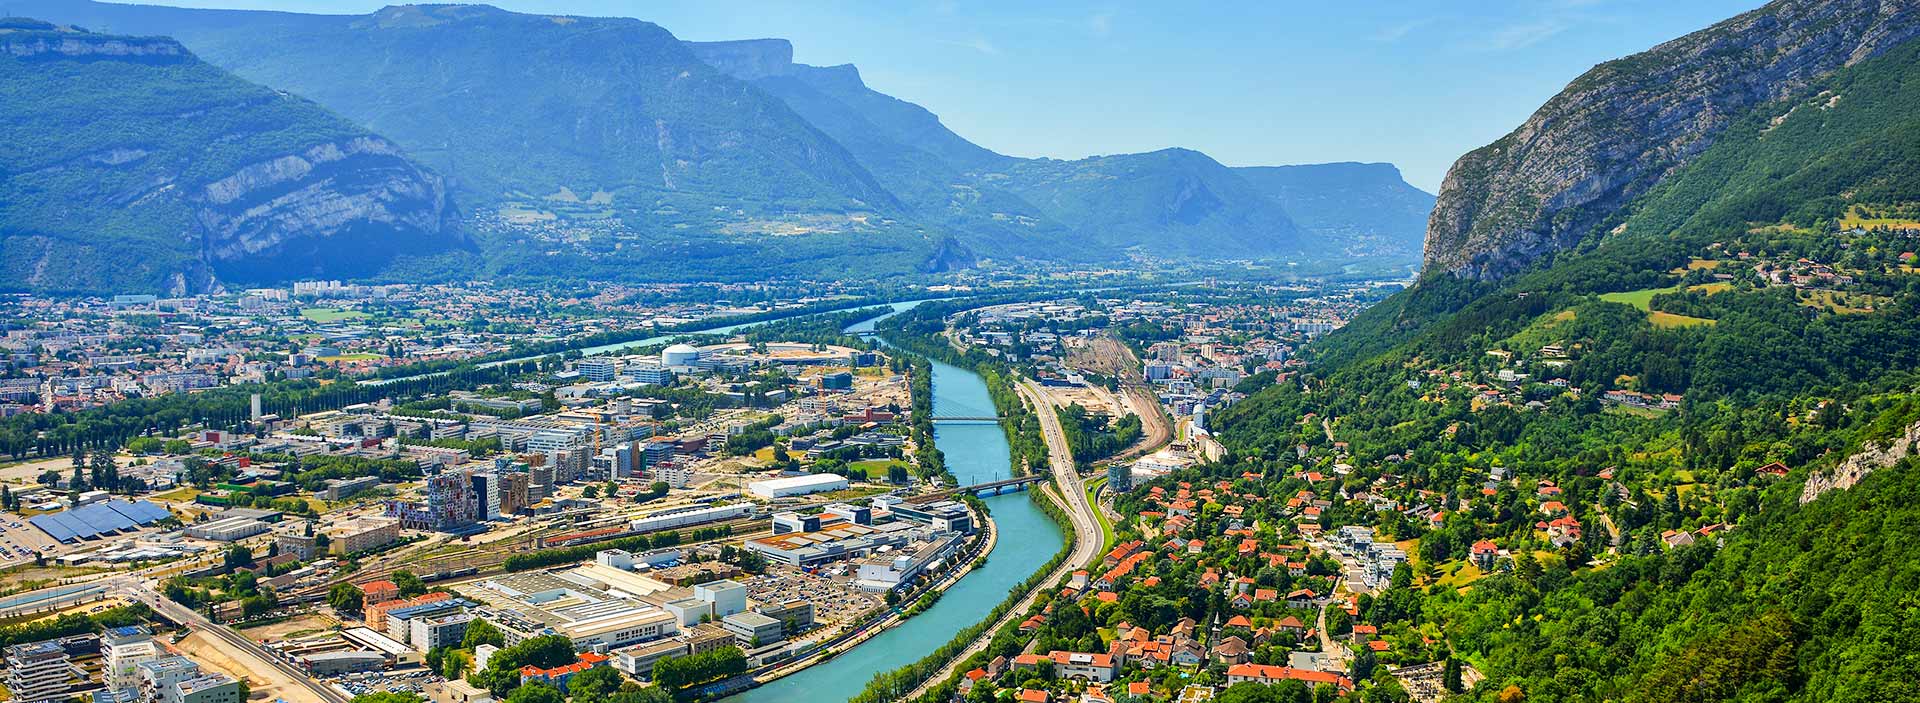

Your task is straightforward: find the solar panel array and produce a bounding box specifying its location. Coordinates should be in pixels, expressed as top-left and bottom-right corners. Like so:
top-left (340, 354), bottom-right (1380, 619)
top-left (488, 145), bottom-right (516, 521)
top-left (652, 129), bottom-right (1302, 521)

top-left (29, 499), bottom-right (171, 543)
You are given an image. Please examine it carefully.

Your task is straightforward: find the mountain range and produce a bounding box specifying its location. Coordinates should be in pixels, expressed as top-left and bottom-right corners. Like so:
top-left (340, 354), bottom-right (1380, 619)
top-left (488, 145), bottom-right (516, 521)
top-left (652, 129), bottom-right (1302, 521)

top-left (6, 0), bottom-right (1435, 292)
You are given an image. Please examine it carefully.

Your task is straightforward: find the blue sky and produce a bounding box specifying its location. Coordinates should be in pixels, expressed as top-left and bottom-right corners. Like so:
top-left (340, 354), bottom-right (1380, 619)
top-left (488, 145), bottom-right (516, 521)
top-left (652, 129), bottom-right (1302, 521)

top-left (130, 0), bottom-right (1764, 191)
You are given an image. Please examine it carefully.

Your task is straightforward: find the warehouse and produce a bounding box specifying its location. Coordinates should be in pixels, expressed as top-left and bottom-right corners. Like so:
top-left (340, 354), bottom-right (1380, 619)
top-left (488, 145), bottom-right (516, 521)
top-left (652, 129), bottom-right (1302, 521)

top-left (185, 517), bottom-right (269, 542)
top-left (747, 474), bottom-right (848, 499)
top-left (628, 503), bottom-right (751, 534)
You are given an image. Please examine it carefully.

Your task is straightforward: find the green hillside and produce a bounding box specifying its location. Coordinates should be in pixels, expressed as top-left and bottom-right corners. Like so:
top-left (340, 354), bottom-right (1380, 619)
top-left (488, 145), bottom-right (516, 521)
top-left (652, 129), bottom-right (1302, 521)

top-left (0, 18), bottom-right (458, 294)
top-left (1204, 19), bottom-right (1920, 703)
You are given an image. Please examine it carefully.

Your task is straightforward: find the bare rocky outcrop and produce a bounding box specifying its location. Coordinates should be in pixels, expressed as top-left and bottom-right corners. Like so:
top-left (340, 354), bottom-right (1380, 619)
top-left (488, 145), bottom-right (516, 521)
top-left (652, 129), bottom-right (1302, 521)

top-left (194, 136), bottom-right (456, 264)
top-left (1800, 419), bottom-right (1920, 504)
top-left (1424, 0), bottom-right (1920, 280)
top-left (0, 31), bottom-right (188, 59)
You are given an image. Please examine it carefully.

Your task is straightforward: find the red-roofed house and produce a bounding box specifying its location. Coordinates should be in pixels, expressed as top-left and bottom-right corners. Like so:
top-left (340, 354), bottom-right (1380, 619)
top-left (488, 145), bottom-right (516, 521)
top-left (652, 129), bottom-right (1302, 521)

top-left (1226, 663), bottom-right (1354, 690)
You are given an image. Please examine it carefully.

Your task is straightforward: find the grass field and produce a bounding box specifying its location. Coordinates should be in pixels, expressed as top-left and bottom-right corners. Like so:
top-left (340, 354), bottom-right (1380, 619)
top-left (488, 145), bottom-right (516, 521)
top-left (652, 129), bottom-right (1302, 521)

top-left (1598, 286), bottom-right (1680, 311)
top-left (1648, 311), bottom-right (1716, 328)
top-left (752, 448), bottom-right (807, 463)
top-left (1086, 476), bottom-right (1116, 553)
top-left (1800, 289), bottom-right (1887, 314)
top-left (1840, 205), bottom-right (1920, 230)
top-left (1601, 286), bottom-right (1715, 328)
top-left (300, 307), bottom-right (368, 323)
top-left (848, 459), bottom-right (908, 480)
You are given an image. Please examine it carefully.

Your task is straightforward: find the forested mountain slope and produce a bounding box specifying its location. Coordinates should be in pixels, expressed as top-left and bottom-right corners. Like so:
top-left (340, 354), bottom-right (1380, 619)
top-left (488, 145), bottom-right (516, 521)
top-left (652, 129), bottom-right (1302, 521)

top-left (1204, 5), bottom-right (1920, 700)
top-left (0, 18), bottom-right (460, 294)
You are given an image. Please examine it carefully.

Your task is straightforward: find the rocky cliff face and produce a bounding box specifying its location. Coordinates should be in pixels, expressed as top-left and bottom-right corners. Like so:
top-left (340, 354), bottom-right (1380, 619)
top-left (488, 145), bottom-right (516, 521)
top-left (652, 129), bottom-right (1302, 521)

top-left (194, 136), bottom-right (456, 273)
top-left (1424, 0), bottom-right (1920, 279)
top-left (1801, 419), bottom-right (1920, 504)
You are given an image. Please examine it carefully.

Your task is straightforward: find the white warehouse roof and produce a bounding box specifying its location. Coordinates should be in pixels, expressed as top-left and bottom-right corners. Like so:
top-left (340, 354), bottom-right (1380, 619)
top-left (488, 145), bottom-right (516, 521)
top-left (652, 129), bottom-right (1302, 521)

top-left (748, 474), bottom-right (849, 498)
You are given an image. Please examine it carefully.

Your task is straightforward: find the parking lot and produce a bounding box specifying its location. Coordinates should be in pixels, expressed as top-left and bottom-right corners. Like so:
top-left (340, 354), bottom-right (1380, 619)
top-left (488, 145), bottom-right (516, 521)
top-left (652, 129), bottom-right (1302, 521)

top-left (328, 667), bottom-right (444, 699)
top-left (741, 564), bottom-right (881, 629)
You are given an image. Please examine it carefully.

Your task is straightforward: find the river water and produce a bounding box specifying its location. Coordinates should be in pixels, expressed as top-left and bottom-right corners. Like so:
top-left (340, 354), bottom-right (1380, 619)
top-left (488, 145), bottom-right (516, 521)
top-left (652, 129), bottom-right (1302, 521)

top-left (724, 306), bottom-right (1065, 703)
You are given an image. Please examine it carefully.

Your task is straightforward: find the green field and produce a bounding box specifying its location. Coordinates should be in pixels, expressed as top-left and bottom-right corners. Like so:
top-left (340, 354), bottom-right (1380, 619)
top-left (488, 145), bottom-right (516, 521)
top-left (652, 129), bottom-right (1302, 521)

top-left (1601, 286), bottom-right (1715, 327)
top-left (1647, 311), bottom-right (1716, 328)
top-left (849, 459), bottom-right (909, 481)
top-left (1598, 286), bottom-right (1681, 311)
top-left (301, 307), bottom-right (369, 322)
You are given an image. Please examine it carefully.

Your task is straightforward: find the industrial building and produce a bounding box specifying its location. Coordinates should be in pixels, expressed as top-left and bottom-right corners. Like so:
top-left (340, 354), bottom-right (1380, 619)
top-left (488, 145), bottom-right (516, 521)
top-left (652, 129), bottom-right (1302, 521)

top-left (455, 569), bottom-right (680, 651)
top-left (627, 503), bottom-right (751, 534)
top-left (852, 533), bottom-right (965, 592)
top-left (184, 516), bottom-right (269, 542)
top-left (28, 499), bottom-right (171, 543)
top-left (744, 519), bottom-right (919, 567)
top-left (720, 612), bottom-right (782, 646)
top-left (747, 474), bottom-right (848, 499)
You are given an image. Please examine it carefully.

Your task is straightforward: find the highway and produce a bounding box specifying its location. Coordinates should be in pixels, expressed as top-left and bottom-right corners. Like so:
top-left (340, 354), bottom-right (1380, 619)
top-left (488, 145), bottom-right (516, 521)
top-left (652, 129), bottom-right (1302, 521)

top-left (900, 380), bottom-right (1104, 700)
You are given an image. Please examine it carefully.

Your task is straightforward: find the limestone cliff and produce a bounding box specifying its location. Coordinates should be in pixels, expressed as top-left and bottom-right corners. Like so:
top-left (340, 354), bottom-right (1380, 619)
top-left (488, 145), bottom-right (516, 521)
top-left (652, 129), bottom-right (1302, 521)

top-left (1424, 0), bottom-right (1920, 279)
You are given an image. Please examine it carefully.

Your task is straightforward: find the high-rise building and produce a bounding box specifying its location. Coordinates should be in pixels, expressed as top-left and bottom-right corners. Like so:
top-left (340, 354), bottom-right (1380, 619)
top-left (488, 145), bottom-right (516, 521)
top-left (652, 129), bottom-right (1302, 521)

top-left (499, 471), bottom-right (530, 516)
top-left (424, 467), bottom-right (476, 531)
top-left (1107, 461), bottom-right (1133, 493)
top-left (5, 640), bottom-right (77, 703)
top-left (101, 625), bottom-right (160, 693)
top-left (470, 472), bottom-right (500, 520)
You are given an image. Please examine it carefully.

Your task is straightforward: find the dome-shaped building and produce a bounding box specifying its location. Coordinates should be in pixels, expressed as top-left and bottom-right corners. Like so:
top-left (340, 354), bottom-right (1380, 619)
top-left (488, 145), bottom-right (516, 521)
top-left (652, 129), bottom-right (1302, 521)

top-left (661, 343), bottom-right (702, 367)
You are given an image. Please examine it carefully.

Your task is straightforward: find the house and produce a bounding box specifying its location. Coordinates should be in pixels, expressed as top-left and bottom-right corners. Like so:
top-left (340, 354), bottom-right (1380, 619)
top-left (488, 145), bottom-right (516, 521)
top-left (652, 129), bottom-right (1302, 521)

top-left (1211, 636), bottom-right (1251, 665)
top-left (1014, 651), bottom-right (1116, 683)
top-left (1470, 540), bottom-right (1499, 569)
top-left (1285, 588), bottom-right (1319, 608)
top-left (1225, 663), bottom-right (1354, 690)
top-left (1661, 529), bottom-right (1696, 548)
top-left (1755, 461), bottom-right (1790, 478)
top-left (1019, 689), bottom-right (1050, 703)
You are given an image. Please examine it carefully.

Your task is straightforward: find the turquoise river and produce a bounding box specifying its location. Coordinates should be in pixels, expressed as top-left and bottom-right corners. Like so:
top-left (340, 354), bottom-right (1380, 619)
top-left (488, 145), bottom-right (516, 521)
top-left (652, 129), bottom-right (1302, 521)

top-left (723, 304), bottom-right (1066, 702)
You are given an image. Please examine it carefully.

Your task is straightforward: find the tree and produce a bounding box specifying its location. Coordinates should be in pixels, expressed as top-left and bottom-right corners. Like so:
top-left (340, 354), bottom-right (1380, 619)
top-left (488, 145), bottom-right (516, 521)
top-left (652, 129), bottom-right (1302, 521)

top-left (392, 570), bottom-right (427, 598)
top-left (36, 470), bottom-right (58, 486)
top-left (607, 689), bottom-right (671, 703)
top-left (564, 665), bottom-right (623, 700)
top-left (505, 682), bottom-right (563, 703)
top-left (223, 545), bottom-right (254, 570)
top-left (327, 582), bottom-right (364, 612)
top-left (1352, 647), bottom-right (1378, 682)
top-left (351, 692), bottom-right (425, 703)
top-left (1443, 655), bottom-right (1464, 693)
top-left (462, 618), bottom-right (506, 649)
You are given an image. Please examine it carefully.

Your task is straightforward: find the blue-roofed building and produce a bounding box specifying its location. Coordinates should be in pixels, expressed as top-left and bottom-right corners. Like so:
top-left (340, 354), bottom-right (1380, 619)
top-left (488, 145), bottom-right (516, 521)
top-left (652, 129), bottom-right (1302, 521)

top-left (29, 500), bottom-right (171, 543)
